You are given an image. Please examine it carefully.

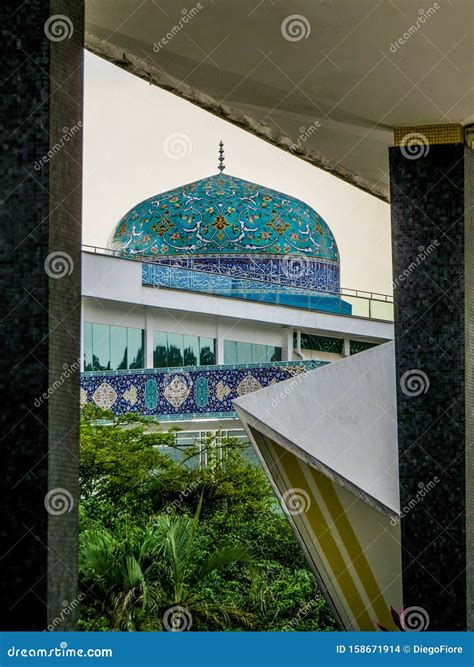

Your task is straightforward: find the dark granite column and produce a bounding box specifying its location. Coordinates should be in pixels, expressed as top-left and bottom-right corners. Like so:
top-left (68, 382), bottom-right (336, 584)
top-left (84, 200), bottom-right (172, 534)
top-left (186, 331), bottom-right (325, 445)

top-left (390, 125), bottom-right (472, 631)
top-left (1, 0), bottom-right (83, 629)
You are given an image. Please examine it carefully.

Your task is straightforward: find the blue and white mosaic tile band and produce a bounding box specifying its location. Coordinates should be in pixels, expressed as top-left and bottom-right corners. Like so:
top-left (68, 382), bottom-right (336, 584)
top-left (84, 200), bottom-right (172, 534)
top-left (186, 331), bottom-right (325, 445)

top-left (147, 254), bottom-right (340, 291)
top-left (81, 360), bottom-right (326, 420)
top-left (142, 263), bottom-right (351, 314)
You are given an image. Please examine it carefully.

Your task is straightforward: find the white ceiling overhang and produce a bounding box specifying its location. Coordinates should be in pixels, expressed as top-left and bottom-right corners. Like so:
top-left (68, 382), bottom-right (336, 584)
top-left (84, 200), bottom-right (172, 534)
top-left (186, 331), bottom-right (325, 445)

top-left (85, 0), bottom-right (473, 201)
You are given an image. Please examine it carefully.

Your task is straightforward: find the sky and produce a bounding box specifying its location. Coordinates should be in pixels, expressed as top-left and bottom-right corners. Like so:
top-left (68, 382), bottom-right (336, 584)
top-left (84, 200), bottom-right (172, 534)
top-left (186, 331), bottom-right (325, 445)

top-left (83, 51), bottom-right (393, 295)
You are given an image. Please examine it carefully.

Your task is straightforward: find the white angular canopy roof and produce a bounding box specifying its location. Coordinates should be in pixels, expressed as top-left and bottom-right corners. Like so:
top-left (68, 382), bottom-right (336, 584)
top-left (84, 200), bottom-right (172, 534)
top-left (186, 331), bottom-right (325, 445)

top-left (234, 342), bottom-right (399, 515)
top-left (85, 0), bottom-right (473, 201)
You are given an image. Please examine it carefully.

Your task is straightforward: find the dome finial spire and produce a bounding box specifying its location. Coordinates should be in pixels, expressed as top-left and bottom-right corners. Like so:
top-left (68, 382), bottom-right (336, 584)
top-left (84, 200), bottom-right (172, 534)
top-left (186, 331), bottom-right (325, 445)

top-left (218, 140), bottom-right (225, 173)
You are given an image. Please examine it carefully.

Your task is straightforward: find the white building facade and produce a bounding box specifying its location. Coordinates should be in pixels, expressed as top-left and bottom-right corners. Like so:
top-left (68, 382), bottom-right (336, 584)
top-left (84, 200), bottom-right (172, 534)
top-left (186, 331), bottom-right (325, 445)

top-left (80, 159), bottom-right (394, 439)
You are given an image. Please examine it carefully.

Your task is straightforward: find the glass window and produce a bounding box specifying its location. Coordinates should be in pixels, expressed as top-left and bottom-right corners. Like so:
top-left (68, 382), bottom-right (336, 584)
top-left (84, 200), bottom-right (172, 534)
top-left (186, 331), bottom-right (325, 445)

top-left (251, 343), bottom-right (267, 363)
top-left (268, 346), bottom-right (281, 362)
top-left (199, 337), bottom-right (215, 365)
top-left (183, 335), bottom-right (199, 366)
top-left (299, 333), bottom-right (343, 354)
top-left (128, 328), bottom-right (144, 369)
top-left (92, 323), bottom-right (110, 371)
top-left (153, 331), bottom-right (168, 368)
top-left (84, 323), bottom-right (144, 371)
top-left (167, 333), bottom-right (184, 367)
top-left (83, 322), bottom-right (93, 371)
top-left (224, 340), bottom-right (237, 365)
top-left (153, 331), bottom-right (216, 368)
top-left (110, 325), bottom-right (127, 370)
top-left (237, 342), bottom-right (252, 364)
top-left (224, 339), bottom-right (282, 364)
top-left (350, 340), bottom-right (377, 355)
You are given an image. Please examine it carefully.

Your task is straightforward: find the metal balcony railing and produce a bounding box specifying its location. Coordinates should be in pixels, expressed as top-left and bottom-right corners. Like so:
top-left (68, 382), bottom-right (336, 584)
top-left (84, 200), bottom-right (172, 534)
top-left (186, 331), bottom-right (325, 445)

top-left (82, 244), bottom-right (394, 322)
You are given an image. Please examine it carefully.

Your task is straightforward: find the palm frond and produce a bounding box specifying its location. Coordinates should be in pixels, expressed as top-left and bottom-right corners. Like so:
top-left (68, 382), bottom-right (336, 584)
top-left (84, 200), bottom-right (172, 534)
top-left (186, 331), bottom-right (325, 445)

top-left (193, 544), bottom-right (252, 583)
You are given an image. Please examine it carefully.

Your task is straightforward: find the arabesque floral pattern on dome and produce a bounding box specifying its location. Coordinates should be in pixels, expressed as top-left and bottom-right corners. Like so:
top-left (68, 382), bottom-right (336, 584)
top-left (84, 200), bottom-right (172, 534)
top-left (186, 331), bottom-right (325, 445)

top-left (110, 173), bottom-right (339, 262)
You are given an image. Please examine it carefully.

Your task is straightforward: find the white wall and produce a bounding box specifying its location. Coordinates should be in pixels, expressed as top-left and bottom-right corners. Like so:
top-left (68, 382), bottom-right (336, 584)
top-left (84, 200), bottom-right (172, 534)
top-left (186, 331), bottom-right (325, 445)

top-left (84, 298), bottom-right (146, 329)
top-left (82, 253), bottom-right (393, 336)
top-left (82, 252), bottom-right (394, 370)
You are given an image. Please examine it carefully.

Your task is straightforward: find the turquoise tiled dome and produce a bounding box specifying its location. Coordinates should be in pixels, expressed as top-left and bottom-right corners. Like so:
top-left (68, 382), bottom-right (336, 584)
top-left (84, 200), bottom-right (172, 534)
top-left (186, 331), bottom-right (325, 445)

top-left (109, 173), bottom-right (339, 263)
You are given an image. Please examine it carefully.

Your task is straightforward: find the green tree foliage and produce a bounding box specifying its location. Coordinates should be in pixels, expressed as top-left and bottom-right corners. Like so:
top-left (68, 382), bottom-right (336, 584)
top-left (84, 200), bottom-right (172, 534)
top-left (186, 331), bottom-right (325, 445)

top-left (80, 497), bottom-right (253, 630)
top-left (78, 407), bottom-right (336, 632)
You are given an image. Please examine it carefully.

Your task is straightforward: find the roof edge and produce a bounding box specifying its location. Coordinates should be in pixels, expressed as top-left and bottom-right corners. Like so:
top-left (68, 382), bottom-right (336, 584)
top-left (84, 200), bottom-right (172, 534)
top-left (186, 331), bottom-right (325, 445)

top-left (234, 402), bottom-right (398, 520)
top-left (85, 31), bottom-right (390, 203)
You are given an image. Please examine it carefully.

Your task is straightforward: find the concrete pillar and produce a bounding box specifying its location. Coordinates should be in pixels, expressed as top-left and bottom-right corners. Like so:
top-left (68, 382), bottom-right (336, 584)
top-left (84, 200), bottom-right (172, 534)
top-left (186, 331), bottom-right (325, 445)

top-left (1, 0), bottom-right (84, 629)
top-left (343, 337), bottom-right (350, 357)
top-left (283, 329), bottom-right (293, 361)
top-left (390, 124), bottom-right (472, 630)
top-left (216, 320), bottom-right (225, 364)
